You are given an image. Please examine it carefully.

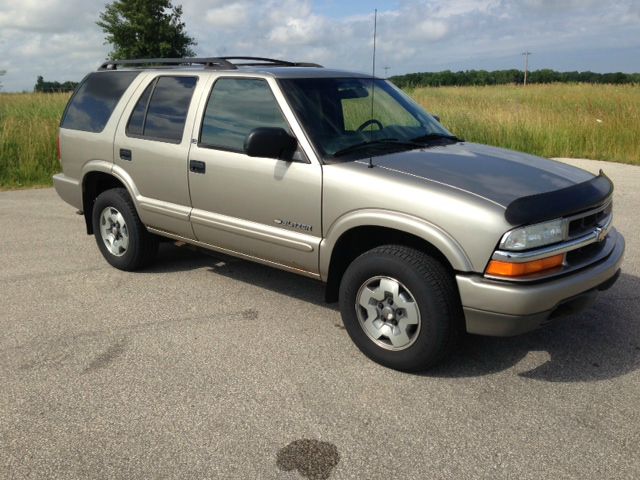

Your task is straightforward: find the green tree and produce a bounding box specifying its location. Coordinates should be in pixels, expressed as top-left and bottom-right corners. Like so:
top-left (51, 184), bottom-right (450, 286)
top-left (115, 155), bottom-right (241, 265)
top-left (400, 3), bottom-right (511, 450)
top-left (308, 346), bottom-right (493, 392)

top-left (97, 0), bottom-right (196, 60)
top-left (35, 75), bottom-right (44, 92)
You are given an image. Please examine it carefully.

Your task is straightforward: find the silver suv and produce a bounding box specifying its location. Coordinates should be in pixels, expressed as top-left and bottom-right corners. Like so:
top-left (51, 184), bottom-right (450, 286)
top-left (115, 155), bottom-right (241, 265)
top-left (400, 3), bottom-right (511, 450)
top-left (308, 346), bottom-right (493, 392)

top-left (54, 57), bottom-right (625, 371)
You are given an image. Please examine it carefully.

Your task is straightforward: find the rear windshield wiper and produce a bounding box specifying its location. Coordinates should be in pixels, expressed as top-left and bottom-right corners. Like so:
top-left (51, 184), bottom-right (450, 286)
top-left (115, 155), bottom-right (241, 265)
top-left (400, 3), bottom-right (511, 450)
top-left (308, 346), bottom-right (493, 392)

top-left (332, 138), bottom-right (424, 158)
top-left (411, 133), bottom-right (462, 143)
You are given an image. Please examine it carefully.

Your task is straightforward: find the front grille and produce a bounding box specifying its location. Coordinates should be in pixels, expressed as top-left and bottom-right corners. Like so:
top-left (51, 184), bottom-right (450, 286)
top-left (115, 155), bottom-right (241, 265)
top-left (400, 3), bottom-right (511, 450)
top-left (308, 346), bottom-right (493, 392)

top-left (567, 202), bottom-right (612, 239)
top-left (562, 199), bottom-right (613, 268)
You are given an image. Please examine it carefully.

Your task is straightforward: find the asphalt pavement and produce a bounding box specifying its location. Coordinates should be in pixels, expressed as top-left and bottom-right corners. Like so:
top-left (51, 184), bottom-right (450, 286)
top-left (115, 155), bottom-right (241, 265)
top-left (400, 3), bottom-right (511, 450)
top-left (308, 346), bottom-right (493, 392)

top-left (1, 158), bottom-right (639, 479)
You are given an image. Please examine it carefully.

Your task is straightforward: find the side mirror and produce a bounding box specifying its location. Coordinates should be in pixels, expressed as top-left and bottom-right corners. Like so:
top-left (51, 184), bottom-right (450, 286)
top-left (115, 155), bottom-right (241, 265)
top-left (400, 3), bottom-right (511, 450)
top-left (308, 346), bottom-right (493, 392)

top-left (244, 127), bottom-right (297, 161)
top-left (432, 115), bottom-right (441, 123)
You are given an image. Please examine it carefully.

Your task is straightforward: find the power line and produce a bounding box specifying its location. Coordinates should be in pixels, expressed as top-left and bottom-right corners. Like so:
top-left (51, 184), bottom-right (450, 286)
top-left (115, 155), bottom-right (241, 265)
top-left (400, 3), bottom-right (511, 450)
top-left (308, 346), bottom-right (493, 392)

top-left (522, 51), bottom-right (532, 86)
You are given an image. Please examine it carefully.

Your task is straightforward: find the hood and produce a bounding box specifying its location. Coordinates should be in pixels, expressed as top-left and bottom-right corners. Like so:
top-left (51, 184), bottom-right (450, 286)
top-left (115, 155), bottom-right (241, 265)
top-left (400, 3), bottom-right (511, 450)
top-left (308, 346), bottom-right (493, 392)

top-left (367, 142), bottom-right (594, 207)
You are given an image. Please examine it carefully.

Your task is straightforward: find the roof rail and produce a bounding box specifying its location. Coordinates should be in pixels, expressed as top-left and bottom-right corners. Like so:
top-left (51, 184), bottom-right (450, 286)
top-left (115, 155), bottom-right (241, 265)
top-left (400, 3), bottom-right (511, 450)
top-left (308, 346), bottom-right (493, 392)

top-left (98, 56), bottom-right (323, 71)
top-left (99, 57), bottom-right (236, 70)
top-left (218, 57), bottom-right (323, 68)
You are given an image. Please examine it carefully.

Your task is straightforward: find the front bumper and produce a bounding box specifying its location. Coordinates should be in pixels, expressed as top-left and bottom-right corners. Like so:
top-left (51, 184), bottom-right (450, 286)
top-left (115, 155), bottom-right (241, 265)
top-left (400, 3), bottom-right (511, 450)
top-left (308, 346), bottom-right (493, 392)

top-left (456, 229), bottom-right (625, 336)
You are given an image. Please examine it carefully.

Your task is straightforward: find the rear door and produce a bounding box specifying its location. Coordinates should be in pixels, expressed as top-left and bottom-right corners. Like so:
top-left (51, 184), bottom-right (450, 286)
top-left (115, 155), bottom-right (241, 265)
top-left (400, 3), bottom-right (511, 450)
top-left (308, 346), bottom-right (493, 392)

top-left (113, 73), bottom-right (202, 238)
top-left (187, 76), bottom-right (322, 276)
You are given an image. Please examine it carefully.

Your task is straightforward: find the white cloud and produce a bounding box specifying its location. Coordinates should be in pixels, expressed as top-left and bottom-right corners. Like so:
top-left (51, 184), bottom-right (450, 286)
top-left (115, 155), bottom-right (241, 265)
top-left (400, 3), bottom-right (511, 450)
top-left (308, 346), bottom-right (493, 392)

top-left (427, 0), bottom-right (501, 17)
top-left (408, 19), bottom-right (449, 41)
top-left (267, 14), bottom-right (329, 45)
top-left (205, 3), bottom-right (249, 29)
top-left (0, 0), bottom-right (97, 32)
top-left (520, 0), bottom-right (601, 11)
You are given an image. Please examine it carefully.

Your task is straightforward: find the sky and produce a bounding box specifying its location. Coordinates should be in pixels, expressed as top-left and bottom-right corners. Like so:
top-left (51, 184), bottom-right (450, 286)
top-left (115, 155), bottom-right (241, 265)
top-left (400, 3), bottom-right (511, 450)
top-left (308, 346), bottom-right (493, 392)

top-left (0, 0), bottom-right (639, 92)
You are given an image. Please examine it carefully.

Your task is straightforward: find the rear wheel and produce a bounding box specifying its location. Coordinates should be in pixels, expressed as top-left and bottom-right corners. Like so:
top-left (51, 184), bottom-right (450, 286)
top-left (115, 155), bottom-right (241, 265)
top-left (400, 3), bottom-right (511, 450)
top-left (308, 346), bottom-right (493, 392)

top-left (92, 188), bottom-right (158, 271)
top-left (339, 245), bottom-right (461, 371)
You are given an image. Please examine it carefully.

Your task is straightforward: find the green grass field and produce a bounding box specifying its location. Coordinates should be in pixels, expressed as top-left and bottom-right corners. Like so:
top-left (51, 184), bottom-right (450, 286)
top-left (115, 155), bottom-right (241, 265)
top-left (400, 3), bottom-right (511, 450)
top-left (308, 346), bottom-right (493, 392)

top-left (0, 84), bottom-right (638, 189)
top-left (0, 92), bottom-right (68, 188)
top-left (409, 83), bottom-right (640, 165)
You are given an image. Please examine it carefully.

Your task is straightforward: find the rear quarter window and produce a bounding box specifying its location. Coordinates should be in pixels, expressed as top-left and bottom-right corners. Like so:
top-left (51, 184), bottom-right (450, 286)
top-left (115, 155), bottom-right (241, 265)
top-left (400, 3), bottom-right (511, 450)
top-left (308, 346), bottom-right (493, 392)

top-left (61, 71), bottom-right (140, 133)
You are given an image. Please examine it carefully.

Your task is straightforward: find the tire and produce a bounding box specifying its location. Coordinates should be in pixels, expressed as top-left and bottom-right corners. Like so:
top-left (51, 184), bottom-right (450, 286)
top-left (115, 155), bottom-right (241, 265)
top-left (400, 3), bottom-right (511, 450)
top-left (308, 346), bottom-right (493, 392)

top-left (92, 188), bottom-right (158, 271)
top-left (339, 245), bottom-right (462, 372)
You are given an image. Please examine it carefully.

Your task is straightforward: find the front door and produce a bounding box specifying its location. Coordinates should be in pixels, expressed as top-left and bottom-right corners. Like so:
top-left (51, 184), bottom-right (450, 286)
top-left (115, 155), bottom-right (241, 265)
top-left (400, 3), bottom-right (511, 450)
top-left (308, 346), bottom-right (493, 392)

top-left (187, 76), bottom-right (322, 276)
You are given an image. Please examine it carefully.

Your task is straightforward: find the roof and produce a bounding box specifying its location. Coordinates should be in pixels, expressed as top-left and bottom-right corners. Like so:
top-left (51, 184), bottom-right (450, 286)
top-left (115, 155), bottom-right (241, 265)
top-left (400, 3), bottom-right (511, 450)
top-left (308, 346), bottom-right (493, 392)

top-left (236, 67), bottom-right (371, 79)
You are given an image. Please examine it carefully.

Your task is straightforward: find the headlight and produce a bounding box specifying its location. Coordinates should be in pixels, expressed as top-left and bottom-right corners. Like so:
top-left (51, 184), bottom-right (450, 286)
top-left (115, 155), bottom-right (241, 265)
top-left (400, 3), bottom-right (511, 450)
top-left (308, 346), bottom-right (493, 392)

top-left (499, 218), bottom-right (564, 251)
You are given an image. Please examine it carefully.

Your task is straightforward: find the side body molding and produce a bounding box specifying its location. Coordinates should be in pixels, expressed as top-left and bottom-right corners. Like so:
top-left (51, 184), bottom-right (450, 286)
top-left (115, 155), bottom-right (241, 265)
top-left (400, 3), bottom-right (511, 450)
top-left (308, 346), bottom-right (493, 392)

top-left (319, 209), bottom-right (473, 281)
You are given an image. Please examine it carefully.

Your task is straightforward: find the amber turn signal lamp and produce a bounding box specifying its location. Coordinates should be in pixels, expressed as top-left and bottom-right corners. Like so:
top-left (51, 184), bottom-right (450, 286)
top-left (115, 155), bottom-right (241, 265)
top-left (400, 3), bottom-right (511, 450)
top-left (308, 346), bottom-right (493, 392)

top-left (486, 254), bottom-right (565, 278)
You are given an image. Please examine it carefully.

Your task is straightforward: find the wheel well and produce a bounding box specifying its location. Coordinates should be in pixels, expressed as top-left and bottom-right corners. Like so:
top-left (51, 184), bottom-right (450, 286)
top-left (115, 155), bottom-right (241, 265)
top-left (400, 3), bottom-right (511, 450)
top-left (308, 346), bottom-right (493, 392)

top-left (324, 226), bottom-right (454, 303)
top-left (82, 172), bottom-right (127, 234)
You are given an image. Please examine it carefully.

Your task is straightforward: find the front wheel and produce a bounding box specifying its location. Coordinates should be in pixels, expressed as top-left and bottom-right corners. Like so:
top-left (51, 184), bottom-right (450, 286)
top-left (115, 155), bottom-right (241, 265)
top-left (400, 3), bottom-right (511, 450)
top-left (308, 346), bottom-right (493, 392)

top-left (339, 245), bottom-right (462, 372)
top-left (92, 188), bottom-right (158, 271)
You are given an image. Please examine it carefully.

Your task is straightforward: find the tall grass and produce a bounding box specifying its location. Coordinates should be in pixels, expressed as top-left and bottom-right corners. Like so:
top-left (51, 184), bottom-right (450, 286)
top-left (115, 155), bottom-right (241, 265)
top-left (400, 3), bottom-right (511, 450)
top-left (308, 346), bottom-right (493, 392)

top-left (0, 84), bottom-right (638, 189)
top-left (409, 83), bottom-right (640, 165)
top-left (0, 92), bottom-right (69, 188)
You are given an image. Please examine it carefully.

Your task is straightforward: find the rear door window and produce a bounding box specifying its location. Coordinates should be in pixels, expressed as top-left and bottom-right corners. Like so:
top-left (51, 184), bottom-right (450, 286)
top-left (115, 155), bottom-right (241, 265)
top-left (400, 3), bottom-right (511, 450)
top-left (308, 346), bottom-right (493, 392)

top-left (126, 76), bottom-right (198, 143)
top-left (61, 71), bottom-right (140, 132)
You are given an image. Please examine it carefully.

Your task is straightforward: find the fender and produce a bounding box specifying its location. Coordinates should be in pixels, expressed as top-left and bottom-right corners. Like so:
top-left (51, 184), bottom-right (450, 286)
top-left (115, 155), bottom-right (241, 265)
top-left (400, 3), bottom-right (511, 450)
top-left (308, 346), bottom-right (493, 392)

top-left (319, 209), bottom-right (473, 281)
top-left (81, 159), bottom-right (114, 182)
top-left (109, 163), bottom-right (141, 207)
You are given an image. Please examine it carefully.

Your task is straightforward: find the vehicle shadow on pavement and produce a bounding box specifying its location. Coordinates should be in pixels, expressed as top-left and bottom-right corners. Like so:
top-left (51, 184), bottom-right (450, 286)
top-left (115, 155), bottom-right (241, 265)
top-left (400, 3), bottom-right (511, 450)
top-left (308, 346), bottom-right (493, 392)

top-left (149, 242), bottom-right (331, 307)
top-left (150, 244), bottom-right (639, 382)
top-left (428, 272), bottom-right (640, 382)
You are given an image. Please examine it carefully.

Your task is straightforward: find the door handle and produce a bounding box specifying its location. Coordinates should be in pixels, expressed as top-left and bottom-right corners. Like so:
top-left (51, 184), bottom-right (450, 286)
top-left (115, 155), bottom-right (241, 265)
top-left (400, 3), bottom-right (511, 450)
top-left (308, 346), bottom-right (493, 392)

top-left (190, 160), bottom-right (206, 174)
top-left (120, 149), bottom-right (132, 161)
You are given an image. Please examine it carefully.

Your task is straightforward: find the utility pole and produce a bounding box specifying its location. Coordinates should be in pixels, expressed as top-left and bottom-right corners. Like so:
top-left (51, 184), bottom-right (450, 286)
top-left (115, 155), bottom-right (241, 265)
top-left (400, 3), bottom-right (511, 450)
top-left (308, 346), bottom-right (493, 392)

top-left (522, 51), bottom-right (532, 86)
top-left (383, 66), bottom-right (390, 76)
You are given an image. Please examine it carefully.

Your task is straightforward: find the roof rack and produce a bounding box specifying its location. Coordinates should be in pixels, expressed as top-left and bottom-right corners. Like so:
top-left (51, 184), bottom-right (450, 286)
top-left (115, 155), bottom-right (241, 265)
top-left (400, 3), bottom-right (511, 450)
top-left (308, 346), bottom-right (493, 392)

top-left (98, 56), bottom-right (323, 71)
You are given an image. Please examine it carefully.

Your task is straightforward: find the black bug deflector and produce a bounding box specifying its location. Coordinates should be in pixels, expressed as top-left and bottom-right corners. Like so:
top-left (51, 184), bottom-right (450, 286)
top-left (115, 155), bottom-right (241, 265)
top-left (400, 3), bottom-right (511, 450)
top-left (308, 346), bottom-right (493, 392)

top-left (504, 171), bottom-right (613, 225)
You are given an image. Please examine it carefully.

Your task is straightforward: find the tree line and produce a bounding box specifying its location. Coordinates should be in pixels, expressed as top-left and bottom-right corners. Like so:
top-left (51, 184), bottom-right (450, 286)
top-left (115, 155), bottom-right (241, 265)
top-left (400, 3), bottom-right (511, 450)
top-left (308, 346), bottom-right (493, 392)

top-left (389, 69), bottom-right (640, 88)
top-left (34, 76), bottom-right (79, 93)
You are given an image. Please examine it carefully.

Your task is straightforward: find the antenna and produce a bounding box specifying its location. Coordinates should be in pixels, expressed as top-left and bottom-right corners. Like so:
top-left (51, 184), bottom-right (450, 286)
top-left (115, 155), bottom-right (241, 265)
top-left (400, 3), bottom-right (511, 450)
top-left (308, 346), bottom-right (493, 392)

top-left (368, 8), bottom-right (377, 169)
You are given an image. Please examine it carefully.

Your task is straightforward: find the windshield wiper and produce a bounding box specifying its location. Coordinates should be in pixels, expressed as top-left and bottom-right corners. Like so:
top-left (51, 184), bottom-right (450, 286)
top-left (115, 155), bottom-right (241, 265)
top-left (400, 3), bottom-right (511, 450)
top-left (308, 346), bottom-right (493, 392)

top-left (332, 138), bottom-right (424, 158)
top-left (411, 133), bottom-right (462, 143)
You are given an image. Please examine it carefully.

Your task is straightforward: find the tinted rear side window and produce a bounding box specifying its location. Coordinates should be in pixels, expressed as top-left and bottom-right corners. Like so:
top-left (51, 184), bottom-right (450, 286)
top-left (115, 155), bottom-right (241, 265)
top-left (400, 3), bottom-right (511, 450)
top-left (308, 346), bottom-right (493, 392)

top-left (61, 71), bottom-right (139, 132)
top-left (141, 76), bottom-right (198, 143)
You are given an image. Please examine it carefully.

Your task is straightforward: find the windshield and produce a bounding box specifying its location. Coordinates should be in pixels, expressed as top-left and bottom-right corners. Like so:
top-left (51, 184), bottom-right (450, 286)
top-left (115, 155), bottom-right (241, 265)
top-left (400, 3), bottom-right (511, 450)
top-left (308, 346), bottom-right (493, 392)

top-left (278, 78), bottom-right (456, 161)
